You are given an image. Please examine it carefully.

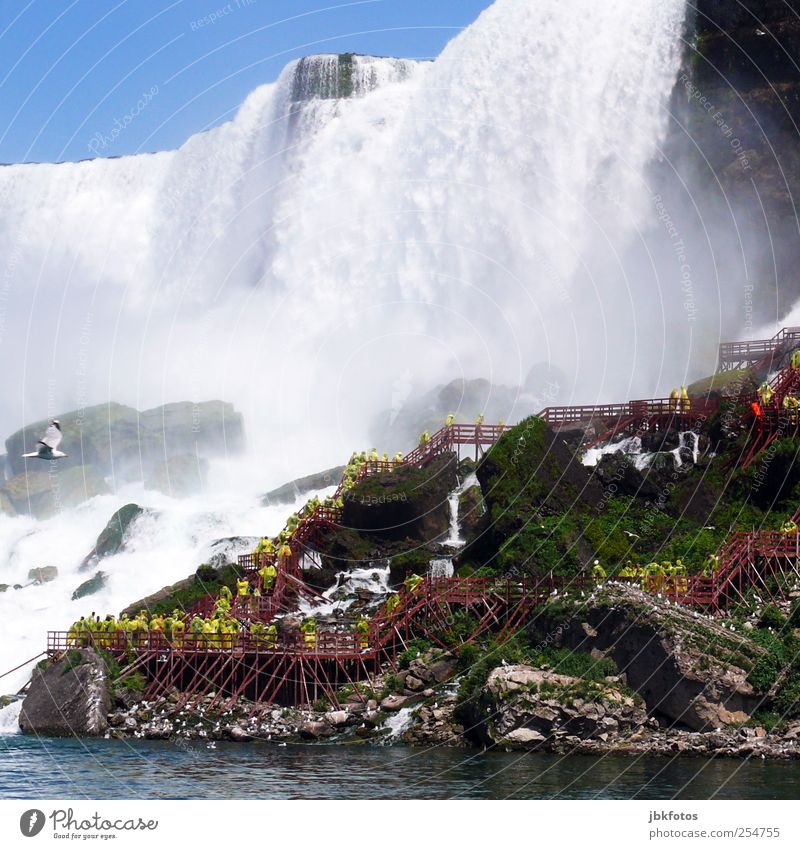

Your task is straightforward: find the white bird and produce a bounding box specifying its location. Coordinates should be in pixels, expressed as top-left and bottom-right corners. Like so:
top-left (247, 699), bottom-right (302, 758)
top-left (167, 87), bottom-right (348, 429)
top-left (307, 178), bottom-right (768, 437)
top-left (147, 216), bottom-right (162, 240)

top-left (623, 531), bottom-right (640, 540)
top-left (22, 420), bottom-right (67, 460)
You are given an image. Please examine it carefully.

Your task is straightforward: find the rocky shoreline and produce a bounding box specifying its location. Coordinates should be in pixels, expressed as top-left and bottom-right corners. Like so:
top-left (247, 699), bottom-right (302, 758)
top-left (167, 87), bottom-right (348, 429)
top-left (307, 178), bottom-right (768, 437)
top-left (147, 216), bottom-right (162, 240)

top-left (15, 618), bottom-right (799, 760)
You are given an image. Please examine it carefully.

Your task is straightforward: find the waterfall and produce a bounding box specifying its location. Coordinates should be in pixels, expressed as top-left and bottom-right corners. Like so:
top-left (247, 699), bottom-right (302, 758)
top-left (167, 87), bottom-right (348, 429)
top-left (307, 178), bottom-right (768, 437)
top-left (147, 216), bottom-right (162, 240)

top-left (0, 0), bottom-right (691, 687)
top-left (382, 706), bottom-right (416, 742)
top-left (0, 0), bottom-right (689, 443)
top-left (0, 700), bottom-right (22, 736)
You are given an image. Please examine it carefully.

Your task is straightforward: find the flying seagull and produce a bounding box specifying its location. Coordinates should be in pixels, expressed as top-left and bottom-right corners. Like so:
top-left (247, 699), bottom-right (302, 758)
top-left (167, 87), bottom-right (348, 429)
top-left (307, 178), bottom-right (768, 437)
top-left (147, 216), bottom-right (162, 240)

top-left (22, 420), bottom-right (68, 460)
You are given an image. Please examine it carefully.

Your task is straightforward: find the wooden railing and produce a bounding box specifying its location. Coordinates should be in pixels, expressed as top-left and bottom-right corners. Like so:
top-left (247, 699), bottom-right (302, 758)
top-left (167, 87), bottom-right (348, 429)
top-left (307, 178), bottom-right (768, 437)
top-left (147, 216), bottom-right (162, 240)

top-left (718, 326), bottom-right (800, 371)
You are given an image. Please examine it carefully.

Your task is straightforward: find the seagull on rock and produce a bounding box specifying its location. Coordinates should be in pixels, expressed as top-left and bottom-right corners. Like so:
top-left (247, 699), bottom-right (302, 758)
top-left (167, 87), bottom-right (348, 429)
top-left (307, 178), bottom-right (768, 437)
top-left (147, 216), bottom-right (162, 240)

top-left (22, 420), bottom-right (68, 460)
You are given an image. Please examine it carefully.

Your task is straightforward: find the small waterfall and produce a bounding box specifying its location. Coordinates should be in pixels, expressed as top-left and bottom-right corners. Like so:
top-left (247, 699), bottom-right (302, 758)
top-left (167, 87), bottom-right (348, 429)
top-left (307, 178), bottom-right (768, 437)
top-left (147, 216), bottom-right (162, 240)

top-left (0, 699), bottom-right (22, 736)
top-left (429, 558), bottom-right (454, 579)
top-left (582, 436), bottom-right (644, 468)
top-left (382, 706), bottom-right (415, 742)
top-left (429, 473), bottom-right (481, 577)
top-left (299, 561), bottom-right (391, 616)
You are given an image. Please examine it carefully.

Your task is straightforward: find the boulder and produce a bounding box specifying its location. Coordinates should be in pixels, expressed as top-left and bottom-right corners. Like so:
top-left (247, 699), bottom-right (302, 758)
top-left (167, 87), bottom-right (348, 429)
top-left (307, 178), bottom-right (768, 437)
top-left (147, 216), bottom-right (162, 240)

top-left (481, 664), bottom-right (648, 750)
top-left (342, 453), bottom-right (458, 543)
top-left (262, 465), bottom-right (345, 507)
top-left (72, 571), bottom-right (107, 601)
top-left (324, 710), bottom-right (350, 728)
top-left (28, 566), bottom-right (58, 584)
top-left (549, 584), bottom-right (765, 731)
top-left (19, 649), bottom-right (111, 737)
top-left (80, 503), bottom-right (145, 570)
top-left (138, 400), bottom-right (245, 458)
top-left (4, 400), bottom-right (244, 489)
top-left (300, 721), bottom-right (335, 739)
top-left (196, 537), bottom-right (259, 572)
top-left (380, 694), bottom-right (411, 711)
top-left (0, 465), bottom-right (110, 519)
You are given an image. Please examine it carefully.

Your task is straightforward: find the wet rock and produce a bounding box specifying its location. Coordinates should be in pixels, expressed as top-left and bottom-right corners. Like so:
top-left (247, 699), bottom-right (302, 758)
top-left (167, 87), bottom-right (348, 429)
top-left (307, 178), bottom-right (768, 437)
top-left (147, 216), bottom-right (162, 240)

top-left (325, 710), bottom-right (350, 728)
top-left (80, 504), bottom-right (145, 571)
top-left (381, 695), bottom-right (411, 711)
top-left (0, 466), bottom-right (110, 519)
top-left (228, 725), bottom-right (252, 741)
top-left (121, 576), bottom-right (194, 616)
top-left (342, 453), bottom-right (458, 543)
top-left (71, 571), bottom-right (108, 601)
top-left (428, 656), bottom-right (458, 684)
top-left (300, 721), bottom-right (335, 739)
top-left (405, 675), bottom-right (425, 692)
top-left (551, 583), bottom-right (764, 731)
top-left (19, 649), bottom-right (111, 737)
top-left (262, 465), bottom-right (346, 507)
top-left (28, 566), bottom-right (58, 584)
top-left (458, 485), bottom-right (485, 542)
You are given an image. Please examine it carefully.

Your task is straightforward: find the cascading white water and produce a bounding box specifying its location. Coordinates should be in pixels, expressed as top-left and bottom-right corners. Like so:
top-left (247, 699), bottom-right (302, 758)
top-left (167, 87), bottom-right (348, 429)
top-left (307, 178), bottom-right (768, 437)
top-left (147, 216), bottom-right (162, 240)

top-left (299, 561), bottom-right (391, 617)
top-left (0, 468), bottom-right (334, 693)
top-left (582, 431), bottom-right (701, 470)
top-left (0, 0), bottom-right (692, 698)
top-left (0, 0), bottom-right (689, 449)
top-left (0, 700), bottom-right (22, 736)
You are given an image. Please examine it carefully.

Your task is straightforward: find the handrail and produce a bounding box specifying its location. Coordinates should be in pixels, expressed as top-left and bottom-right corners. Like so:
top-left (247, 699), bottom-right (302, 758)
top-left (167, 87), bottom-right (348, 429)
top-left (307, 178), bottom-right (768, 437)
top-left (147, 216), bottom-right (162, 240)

top-left (0, 651), bottom-right (45, 681)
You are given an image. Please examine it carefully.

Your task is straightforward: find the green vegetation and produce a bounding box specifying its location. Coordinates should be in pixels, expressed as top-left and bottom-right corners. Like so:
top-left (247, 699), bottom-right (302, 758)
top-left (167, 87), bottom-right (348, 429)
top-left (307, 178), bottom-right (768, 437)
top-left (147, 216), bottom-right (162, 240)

top-left (143, 563), bottom-right (243, 617)
top-left (687, 368), bottom-right (751, 397)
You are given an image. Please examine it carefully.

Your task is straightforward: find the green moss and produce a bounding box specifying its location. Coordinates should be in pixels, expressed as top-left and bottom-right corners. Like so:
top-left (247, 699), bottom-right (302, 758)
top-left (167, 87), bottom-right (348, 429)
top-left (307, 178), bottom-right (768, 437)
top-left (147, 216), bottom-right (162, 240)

top-left (687, 368), bottom-right (750, 397)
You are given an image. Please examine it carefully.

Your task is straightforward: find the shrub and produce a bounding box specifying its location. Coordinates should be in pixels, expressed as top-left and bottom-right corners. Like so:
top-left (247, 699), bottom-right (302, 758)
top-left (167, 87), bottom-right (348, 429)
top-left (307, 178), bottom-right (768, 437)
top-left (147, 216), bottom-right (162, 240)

top-left (775, 674), bottom-right (800, 719)
top-left (759, 604), bottom-right (787, 630)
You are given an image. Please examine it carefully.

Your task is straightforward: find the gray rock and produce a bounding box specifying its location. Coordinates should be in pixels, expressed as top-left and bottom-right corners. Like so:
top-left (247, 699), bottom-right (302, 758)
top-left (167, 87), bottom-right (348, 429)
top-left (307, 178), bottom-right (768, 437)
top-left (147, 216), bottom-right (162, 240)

top-left (28, 566), bottom-right (58, 584)
top-left (380, 694), bottom-right (411, 711)
top-left (428, 657), bottom-right (458, 684)
top-left (19, 649), bottom-right (111, 737)
top-left (0, 465), bottom-right (110, 519)
top-left (503, 727), bottom-right (547, 746)
top-left (71, 571), bottom-right (107, 601)
top-left (325, 710), bottom-right (350, 728)
top-left (262, 465), bottom-right (346, 507)
top-left (80, 504), bottom-right (145, 571)
top-left (300, 721), bottom-right (335, 739)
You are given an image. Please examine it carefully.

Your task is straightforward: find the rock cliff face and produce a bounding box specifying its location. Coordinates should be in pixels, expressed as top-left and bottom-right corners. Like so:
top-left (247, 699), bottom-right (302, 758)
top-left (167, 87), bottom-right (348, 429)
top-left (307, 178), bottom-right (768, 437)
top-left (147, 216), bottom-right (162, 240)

top-left (1, 400), bottom-right (245, 515)
top-left (683, 1), bottom-right (800, 315)
top-left (19, 649), bottom-right (111, 737)
top-left (543, 584), bottom-right (766, 731)
top-left (342, 453), bottom-right (458, 544)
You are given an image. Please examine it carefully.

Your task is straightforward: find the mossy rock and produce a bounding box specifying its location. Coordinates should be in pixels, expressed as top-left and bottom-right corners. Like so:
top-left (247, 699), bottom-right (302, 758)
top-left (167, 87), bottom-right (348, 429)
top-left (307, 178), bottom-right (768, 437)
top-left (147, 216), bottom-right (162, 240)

top-left (0, 464), bottom-right (110, 519)
top-left (81, 503), bottom-right (144, 570)
top-left (342, 453), bottom-right (458, 543)
top-left (72, 571), bottom-right (108, 601)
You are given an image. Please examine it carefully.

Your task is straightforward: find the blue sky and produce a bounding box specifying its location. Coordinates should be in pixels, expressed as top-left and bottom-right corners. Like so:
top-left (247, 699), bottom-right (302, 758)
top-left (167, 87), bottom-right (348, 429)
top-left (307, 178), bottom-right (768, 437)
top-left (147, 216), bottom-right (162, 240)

top-left (0, 0), bottom-right (493, 164)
